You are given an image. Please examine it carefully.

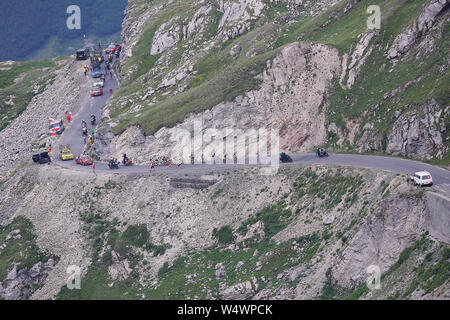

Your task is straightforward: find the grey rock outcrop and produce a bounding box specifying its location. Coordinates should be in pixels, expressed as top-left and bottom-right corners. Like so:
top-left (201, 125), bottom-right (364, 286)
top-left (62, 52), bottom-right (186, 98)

top-left (219, 280), bottom-right (256, 299)
top-left (215, 262), bottom-right (226, 278)
top-left (387, 0), bottom-right (448, 59)
top-left (347, 32), bottom-right (375, 89)
top-left (386, 99), bottom-right (448, 160)
top-left (0, 259), bottom-right (56, 300)
top-left (332, 189), bottom-right (428, 288)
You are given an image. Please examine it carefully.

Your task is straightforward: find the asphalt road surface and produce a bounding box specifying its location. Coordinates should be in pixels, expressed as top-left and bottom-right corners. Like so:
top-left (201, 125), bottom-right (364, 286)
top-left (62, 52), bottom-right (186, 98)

top-left (52, 57), bottom-right (450, 193)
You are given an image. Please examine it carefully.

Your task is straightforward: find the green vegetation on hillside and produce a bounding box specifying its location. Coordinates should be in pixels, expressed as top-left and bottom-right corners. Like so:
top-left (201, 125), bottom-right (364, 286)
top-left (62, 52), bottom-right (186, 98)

top-left (111, 0), bottom-right (448, 165)
top-left (0, 216), bottom-right (58, 298)
top-left (0, 58), bottom-right (67, 131)
top-left (57, 181), bottom-right (169, 300)
top-left (112, 46), bottom-right (279, 136)
top-left (54, 167), bottom-right (382, 299)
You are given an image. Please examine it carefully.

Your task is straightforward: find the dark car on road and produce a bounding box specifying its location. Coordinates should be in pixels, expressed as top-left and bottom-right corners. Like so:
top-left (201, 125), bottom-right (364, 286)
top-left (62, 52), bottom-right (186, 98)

top-left (76, 48), bottom-right (90, 60)
top-left (91, 67), bottom-right (104, 78)
top-left (32, 152), bottom-right (51, 164)
top-left (280, 152), bottom-right (293, 163)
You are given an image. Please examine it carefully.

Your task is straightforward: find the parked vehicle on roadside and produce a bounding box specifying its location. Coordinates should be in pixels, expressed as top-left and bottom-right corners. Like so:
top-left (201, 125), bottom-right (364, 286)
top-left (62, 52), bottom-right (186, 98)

top-left (59, 145), bottom-right (74, 161)
top-left (49, 118), bottom-right (64, 136)
top-left (93, 79), bottom-right (104, 88)
top-left (409, 171), bottom-right (433, 186)
top-left (32, 152), bottom-right (51, 164)
top-left (76, 153), bottom-right (94, 166)
top-left (91, 86), bottom-right (103, 97)
top-left (76, 48), bottom-right (90, 60)
top-left (105, 43), bottom-right (121, 55)
top-left (91, 66), bottom-right (103, 78)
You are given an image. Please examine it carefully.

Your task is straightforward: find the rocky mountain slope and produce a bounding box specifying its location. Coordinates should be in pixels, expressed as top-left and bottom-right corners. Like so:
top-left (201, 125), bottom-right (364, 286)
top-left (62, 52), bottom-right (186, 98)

top-left (0, 0), bottom-right (448, 300)
top-left (0, 163), bottom-right (448, 299)
top-left (92, 0), bottom-right (449, 165)
top-left (0, 59), bottom-right (90, 174)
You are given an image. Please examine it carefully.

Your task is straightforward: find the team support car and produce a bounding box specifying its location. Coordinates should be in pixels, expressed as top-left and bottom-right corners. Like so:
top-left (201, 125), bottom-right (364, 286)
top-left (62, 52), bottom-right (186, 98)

top-left (76, 48), bottom-right (90, 60)
top-left (105, 43), bottom-right (121, 54)
top-left (32, 152), bottom-right (51, 164)
top-left (91, 86), bottom-right (103, 97)
top-left (49, 118), bottom-right (64, 136)
top-left (93, 79), bottom-right (104, 88)
top-left (410, 171), bottom-right (433, 186)
top-left (59, 145), bottom-right (74, 161)
top-left (91, 67), bottom-right (104, 78)
top-left (76, 153), bottom-right (94, 166)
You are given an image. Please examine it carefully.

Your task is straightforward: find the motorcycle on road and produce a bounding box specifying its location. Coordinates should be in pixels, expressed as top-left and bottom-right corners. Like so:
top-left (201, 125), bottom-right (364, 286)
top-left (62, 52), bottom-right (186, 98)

top-left (122, 159), bottom-right (134, 166)
top-left (108, 159), bottom-right (119, 169)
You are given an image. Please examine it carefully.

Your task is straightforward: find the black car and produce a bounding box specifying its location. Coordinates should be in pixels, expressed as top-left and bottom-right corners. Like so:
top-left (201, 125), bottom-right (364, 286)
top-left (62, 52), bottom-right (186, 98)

top-left (32, 152), bottom-right (51, 164)
top-left (76, 48), bottom-right (90, 60)
top-left (280, 152), bottom-right (293, 163)
top-left (91, 66), bottom-right (104, 78)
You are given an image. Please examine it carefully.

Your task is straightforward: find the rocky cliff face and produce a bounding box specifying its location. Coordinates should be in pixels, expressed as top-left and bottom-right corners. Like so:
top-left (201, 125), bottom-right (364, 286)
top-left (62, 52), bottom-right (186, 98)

top-left (1, 163), bottom-right (448, 300)
top-left (99, 0), bottom-right (449, 165)
top-left (0, 0), bottom-right (448, 301)
top-left (97, 41), bottom-right (340, 163)
top-left (387, 0), bottom-right (448, 60)
top-left (385, 100), bottom-right (448, 160)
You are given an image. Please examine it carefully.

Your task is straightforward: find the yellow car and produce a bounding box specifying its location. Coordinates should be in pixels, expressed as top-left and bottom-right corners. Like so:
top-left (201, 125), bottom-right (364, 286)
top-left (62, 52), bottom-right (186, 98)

top-left (59, 145), bottom-right (74, 161)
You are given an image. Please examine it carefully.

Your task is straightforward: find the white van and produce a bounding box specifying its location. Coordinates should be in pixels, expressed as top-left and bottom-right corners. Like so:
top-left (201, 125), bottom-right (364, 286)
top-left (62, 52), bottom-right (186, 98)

top-left (411, 171), bottom-right (433, 186)
top-left (93, 79), bottom-right (104, 88)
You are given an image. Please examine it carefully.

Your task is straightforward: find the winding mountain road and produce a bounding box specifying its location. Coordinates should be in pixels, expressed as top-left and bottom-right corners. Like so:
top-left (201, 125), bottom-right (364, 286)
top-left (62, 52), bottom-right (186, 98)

top-left (53, 58), bottom-right (450, 193)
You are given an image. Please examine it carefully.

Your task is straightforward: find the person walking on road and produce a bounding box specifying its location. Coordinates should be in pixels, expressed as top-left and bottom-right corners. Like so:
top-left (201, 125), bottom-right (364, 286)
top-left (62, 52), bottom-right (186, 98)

top-left (67, 112), bottom-right (72, 123)
top-left (83, 67), bottom-right (87, 76)
top-left (150, 162), bottom-right (155, 171)
top-left (93, 161), bottom-right (96, 174)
